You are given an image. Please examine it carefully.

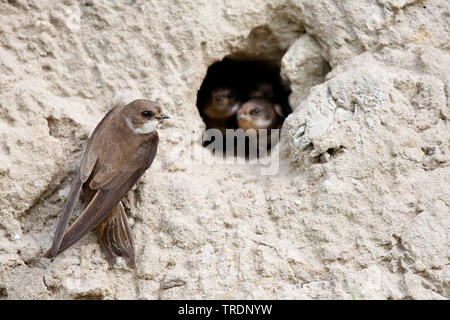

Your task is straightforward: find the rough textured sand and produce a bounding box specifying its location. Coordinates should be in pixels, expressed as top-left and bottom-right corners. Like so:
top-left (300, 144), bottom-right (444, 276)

top-left (0, 0), bottom-right (448, 299)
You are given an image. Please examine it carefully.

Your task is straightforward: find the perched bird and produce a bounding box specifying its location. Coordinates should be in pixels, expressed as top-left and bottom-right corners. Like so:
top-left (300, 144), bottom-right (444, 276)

top-left (201, 87), bottom-right (240, 134)
top-left (44, 99), bottom-right (169, 268)
top-left (236, 98), bottom-right (284, 149)
top-left (202, 87), bottom-right (239, 120)
top-left (237, 98), bottom-right (283, 131)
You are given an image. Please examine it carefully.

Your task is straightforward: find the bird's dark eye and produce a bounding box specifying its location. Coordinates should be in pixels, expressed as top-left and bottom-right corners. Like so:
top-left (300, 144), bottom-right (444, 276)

top-left (250, 108), bottom-right (261, 115)
top-left (141, 110), bottom-right (153, 118)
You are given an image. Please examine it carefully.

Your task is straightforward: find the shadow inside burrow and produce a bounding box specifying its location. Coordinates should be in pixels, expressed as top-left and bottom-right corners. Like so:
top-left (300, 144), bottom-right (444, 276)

top-left (196, 58), bottom-right (292, 159)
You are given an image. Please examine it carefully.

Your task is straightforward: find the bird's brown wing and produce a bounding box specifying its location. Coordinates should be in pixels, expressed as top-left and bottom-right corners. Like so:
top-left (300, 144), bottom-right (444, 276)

top-left (45, 136), bottom-right (158, 258)
top-left (79, 107), bottom-right (117, 183)
top-left (45, 109), bottom-right (118, 258)
top-left (45, 170), bottom-right (84, 258)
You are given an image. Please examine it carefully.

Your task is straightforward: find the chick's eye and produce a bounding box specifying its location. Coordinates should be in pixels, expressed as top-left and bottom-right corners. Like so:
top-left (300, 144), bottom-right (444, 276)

top-left (141, 111), bottom-right (153, 118)
top-left (250, 108), bottom-right (261, 115)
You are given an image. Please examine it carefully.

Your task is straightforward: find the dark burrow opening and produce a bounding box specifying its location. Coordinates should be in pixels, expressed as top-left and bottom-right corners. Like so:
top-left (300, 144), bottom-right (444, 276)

top-left (197, 58), bottom-right (292, 158)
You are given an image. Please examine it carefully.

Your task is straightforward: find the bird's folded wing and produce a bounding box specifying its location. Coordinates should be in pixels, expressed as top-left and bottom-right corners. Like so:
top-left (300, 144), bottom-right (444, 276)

top-left (45, 110), bottom-right (115, 258)
top-left (50, 169), bottom-right (142, 256)
top-left (79, 107), bottom-right (116, 183)
top-left (45, 170), bottom-right (83, 258)
top-left (46, 138), bottom-right (158, 257)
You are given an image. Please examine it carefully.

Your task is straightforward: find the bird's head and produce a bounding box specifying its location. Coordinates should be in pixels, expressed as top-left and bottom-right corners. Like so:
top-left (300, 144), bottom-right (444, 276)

top-left (236, 99), bottom-right (276, 131)
top-left (122, 99), bottom-right (169, 135)
top-left (204, 88), bottom-right (239, 119)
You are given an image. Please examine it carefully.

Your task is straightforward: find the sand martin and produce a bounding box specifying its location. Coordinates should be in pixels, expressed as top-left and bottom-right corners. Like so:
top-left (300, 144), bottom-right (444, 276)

top-left (202, 87), bottom-right (239, 120)
top-left (236, 98), bottom-right (284, 149)
top-left (44, 99), bottom-right (169, 268)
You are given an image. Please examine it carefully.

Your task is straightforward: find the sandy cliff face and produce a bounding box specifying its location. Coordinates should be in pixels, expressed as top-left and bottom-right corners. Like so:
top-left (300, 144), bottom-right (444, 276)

top-left (0, 0), bottom-right (448, 299)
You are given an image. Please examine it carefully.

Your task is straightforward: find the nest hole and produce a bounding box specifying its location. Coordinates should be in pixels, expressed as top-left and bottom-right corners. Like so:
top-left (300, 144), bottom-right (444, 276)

top-left (197, 58), bottom-right (292, 157)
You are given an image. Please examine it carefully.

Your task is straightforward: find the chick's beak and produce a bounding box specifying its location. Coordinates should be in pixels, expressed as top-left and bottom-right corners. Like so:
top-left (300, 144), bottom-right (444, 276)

top-left (157, 114), bottom-right (170, 120)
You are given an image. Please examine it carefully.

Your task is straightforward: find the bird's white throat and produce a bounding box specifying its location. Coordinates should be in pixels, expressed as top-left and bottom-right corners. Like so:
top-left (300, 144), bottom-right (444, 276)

top-left (125, 117), bottom-right (158, 135)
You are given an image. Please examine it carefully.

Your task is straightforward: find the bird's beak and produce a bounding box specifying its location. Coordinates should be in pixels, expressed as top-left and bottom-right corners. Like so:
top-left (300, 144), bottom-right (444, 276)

top-left (157, 114), bottom-right (170, 120)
